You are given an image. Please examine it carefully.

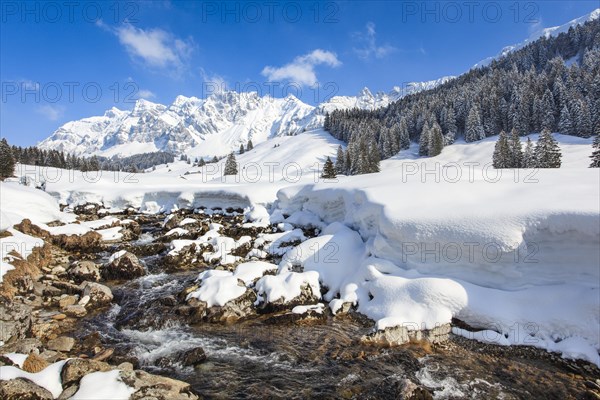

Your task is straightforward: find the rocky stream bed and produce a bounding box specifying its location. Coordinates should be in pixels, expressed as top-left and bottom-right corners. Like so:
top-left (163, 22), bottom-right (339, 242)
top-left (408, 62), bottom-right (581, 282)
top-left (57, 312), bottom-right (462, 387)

top-left (1, 205), bottom-right (599, 399)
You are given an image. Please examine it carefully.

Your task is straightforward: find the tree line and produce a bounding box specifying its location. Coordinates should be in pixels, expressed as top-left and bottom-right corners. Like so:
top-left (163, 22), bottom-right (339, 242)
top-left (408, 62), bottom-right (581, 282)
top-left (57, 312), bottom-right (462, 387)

top-left (0, 140), bottom-right (175, 177)
top-left (324, 18), bottom-right (600, 174)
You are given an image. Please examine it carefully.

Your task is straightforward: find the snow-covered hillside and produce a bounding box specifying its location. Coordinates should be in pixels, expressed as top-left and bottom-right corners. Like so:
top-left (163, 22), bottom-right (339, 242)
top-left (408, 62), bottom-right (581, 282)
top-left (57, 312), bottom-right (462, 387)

top-left (38, 79), bottom-right (453, 159)
top-left (12, 130), bottom-right (600, 365)
top-left (473, 8), bottom-right (600, 68)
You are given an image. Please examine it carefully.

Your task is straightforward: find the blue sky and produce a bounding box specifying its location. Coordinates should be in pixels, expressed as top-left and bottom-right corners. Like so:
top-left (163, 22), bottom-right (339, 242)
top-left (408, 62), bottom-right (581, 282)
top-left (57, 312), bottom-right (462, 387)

top-left (1, 0), bottom-right (598, 146)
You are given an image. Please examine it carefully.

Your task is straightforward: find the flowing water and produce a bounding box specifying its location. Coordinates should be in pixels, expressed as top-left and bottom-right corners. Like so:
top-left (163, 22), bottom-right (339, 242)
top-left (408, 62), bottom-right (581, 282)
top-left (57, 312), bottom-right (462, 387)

top-left (75, 215), bottom-right (599, 399)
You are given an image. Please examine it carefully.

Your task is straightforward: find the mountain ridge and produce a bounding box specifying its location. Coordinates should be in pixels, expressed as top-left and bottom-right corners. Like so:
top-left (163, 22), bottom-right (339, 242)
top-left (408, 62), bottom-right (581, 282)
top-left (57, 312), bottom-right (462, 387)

top-left (38, 77), bottom-right (453, 158)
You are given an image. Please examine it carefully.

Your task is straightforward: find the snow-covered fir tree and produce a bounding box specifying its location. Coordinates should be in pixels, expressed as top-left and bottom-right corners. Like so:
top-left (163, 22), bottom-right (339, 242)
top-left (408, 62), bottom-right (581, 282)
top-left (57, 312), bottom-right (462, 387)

top-left (465, 105), bottom-right (485, 142)
top-left (335, 145), bottom-right (345, 174)
top-left (558, 105), bottom-right (574, 136)
top-left (535, 129), bottom-right (562, 168)
top-left (523, 137), bottom-right (536, 168)
top-left (246, 140), bottom-right (253, 151)
top-left (321, 156), bottom-right (336, 179)
top-left (239, 144), bottom-right (245, 154)
top-left (398, 118), bottom-right (411, 149)
top-left (224, 152), bottom-right (238, 175)
top-left (419, 123), bottom-right (430, 156)
top-left (590, 135), bottom-right (600, 168)
top-left (428, 122), bottom-right (444, 157)
top-left (0, 138), bottom-right (15, 179)
top-left (211, 156), bottom-right (219, 163)
top-left (198, 158), bottom-right (206, 167)
top-left (492, 131), bottom-right (510, 168)
top-left (509, 129), bottom-right (523, 168)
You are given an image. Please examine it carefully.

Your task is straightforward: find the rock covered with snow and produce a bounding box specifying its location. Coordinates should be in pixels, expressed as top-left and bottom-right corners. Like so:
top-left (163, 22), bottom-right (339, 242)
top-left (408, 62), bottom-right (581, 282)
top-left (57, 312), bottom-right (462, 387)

top-left (103, 251), bottom-right (145, 280)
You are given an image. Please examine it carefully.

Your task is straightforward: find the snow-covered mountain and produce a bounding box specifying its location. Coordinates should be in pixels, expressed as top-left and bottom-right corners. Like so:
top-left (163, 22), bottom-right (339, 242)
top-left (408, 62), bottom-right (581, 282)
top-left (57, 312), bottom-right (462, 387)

top-left (315, 76), bottom-right (455, 115)
top-left (38, 78), bottom-right (453, 158)
top-left (39, 92), bottom-right (320, 158)
top-left (473, 8), bottom-right (600, 69)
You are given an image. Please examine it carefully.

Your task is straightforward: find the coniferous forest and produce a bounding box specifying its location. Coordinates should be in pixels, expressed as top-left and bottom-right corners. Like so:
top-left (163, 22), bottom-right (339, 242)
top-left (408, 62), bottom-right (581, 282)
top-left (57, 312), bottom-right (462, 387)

top-left (324, 19), bottom-right (600, 174)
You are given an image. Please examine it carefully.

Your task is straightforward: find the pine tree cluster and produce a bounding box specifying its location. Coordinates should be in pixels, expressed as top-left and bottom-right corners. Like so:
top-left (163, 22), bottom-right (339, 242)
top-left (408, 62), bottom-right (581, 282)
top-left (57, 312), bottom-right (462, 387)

top-left (324, 19), bottom-right (600, 173)
top-left (493, 129), bottom-right (562, 168)
top-left (9, 143), bottom-right (174, 173)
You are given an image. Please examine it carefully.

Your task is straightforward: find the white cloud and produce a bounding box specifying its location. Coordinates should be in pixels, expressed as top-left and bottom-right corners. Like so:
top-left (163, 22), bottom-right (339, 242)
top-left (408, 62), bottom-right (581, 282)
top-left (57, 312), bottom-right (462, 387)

top-left (261, 49), bottom-right (341, 87)
top-left (99, 21), bottom-right (193, 74)
top-left (37, 104), bottom-right (65, 121)
top-left (199, 68), bottom-right (228, 94)
top-left (136, 89), bottom-right (156, 99)
top-left (353, 22), bottom-right (396, 60)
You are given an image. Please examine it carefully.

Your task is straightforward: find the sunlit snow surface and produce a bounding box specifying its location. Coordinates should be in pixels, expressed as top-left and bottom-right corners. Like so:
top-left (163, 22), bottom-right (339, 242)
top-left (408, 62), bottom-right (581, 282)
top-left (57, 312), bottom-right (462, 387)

top-left (4, 130), bottom-right (600, 365)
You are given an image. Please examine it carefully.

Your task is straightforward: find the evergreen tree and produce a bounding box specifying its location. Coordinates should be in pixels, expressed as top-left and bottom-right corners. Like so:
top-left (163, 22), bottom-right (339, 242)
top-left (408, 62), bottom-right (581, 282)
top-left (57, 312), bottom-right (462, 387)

top-left (344, 148), bottom-right (352, 175)
top-left (572, 99), bottom-right (592, 138)
top-left (428, 122), bottom-right (444, 157)
top-left (508, 129), bottom-right (524, 168)
top-left (465, 105), bottom-right (485, 142)
top-left (0, 138), bottom-right (15, 179)
top-left (239, 144), bottom-right (245, 154)
top-left (198, 158), bottom-right (206, 167)
top-left (246, 140), bottom-right (253, 151)
top-left (321, 156), bottom-right (337, 179)
top-left (367, 138), bottom-right (381, 173)
top-left (523, 137), bottom-right (536, 168)
top-left (224, 152), bottom-right (238, 175)
top-left (558, 105), bottom-right (573, 135)
top-left (335, 145), bottom-right (345, 174)
top-left (492, 131), bottom-right (510, 168)
top-left (89, 156), bottom-right (100, 171)
top-left (419, 123), bottom-right (430, 156)
top-left (535, 129), bottom-right (562, 168)
top-left (211, 156), bottom-right (219, 163)
top-left (541, 89), bottom-right (556, 131)
top-left (398, 119), bottom-right (411, 150)
top-left (590, 135), bottom-right (600, 168)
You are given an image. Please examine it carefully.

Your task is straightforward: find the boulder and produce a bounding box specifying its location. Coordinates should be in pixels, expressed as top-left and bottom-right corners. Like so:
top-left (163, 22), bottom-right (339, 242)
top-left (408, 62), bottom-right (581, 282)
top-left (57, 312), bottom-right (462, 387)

top-left (64, 305), bottom-right (87, 318)
top-left (163, 214), bottom-right (183, 231)
top-left (119, 369), bottom-right (200, 400)
top-left (361, 323), bottom-right (452, 346)
top-left (178, 347), bottom-right (207, 367)
top-left (60, 358), bottom-right (112, 387)
top-left (187, 288), bottom-right (257, 323)
top-left (52, 231), bottom-right (102, 252)
top-left (103, 251), bottom-right (145, 280)
top-left (81, 282), bottom-right (113, 308)
top-left (47, 336), bottom-right (75, 352)
top-left (0, 378), bottom-right (54, 400)
top-left (59, 295), bottom-right (78, 310)
top-left (68, 261), bottom-right (101, 283)
top-left (0, 301), bottom-right (32, 344)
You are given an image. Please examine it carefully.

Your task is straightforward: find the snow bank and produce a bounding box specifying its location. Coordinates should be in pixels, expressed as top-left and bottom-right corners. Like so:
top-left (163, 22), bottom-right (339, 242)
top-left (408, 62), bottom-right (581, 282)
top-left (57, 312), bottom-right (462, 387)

top-left (0, 182), bottom-right (73, 227)
top-left (71, 369), bottom-right (135, 400)
top-left (0, 360), bottom-right (66, 398)
top-left (271, 138), bottom-right (600, 364)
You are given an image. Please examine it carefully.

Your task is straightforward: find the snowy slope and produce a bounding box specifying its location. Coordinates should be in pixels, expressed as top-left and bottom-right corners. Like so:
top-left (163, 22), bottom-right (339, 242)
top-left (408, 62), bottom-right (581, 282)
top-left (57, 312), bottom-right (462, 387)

top-left (473, 8), bottom-right (600, 68)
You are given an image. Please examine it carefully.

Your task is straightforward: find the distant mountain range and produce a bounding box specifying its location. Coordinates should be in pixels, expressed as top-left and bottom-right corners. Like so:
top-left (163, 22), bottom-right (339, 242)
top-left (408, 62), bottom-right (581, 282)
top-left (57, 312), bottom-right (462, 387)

top-left (38, 77), bottom-right (454, 158)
